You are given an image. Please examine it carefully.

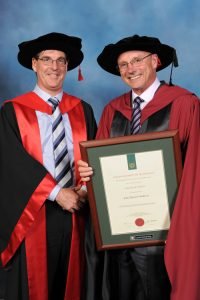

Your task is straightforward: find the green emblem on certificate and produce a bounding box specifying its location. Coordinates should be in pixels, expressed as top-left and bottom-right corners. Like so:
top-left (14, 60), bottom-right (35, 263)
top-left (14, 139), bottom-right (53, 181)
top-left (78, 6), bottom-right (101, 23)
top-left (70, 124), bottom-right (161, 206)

top-left (127, 153), bottom-right (137, 170)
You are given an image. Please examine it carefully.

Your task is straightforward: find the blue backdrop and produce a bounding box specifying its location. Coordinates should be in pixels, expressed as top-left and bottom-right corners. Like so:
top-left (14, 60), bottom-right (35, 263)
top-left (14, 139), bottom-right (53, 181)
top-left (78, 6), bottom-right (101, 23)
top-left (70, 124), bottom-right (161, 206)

top-left (0, 0), bottom-right (199, 122)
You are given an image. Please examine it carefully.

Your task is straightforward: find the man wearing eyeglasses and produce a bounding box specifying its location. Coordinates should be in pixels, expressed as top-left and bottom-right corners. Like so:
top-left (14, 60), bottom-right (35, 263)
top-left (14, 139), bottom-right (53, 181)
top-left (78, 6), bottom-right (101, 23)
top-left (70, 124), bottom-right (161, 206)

top-left (78, 35), bottom-right (200, 300)
top-left (0, 32), bottom-right (97, 300)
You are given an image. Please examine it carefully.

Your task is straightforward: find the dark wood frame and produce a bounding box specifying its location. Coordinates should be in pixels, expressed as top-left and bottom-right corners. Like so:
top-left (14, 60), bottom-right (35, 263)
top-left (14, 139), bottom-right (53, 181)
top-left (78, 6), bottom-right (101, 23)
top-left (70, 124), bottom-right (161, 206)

top-left (80, 130), bottom-right (182, 250)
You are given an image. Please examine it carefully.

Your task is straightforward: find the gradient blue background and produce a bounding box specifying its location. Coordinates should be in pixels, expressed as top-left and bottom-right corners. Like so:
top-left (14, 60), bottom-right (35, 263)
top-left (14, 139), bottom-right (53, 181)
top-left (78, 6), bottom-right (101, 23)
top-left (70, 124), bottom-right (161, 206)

top-left (0, 0), bottom-right (200, 296)
top-left (0, 0), bottom-right (199, 122)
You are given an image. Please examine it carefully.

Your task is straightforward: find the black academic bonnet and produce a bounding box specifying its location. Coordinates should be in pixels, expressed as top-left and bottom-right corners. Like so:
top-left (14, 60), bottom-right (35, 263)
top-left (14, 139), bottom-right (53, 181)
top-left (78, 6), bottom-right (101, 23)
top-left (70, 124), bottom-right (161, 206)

top-left (17, 32), bottom-right (84, 70)
top-left (97, 34), bottom-right (178, 76)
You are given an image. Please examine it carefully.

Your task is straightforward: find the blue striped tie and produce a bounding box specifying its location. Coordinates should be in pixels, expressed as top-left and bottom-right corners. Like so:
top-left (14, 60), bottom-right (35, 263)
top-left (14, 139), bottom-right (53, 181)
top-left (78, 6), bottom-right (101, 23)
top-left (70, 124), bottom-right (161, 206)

top-left (130, 97), bottom-right (144, 134)
top-left (48, 97), bottom-right (73, 187)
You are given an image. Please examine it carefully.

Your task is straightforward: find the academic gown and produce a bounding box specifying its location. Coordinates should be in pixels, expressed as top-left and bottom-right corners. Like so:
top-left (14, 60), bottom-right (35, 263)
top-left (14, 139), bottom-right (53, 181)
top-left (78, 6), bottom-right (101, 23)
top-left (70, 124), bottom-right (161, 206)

top-left (89, 83), bottom-right (200, 300)
top-left (0, 92), bottom-right (97, 300)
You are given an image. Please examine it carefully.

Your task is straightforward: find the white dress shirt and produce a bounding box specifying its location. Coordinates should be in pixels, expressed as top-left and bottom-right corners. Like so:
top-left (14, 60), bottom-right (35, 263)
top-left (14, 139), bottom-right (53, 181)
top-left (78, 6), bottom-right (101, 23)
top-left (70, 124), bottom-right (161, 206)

top-left (34, 85), bottom-right (74, 201)
top-left (132, 77), bottom-right (161, 109)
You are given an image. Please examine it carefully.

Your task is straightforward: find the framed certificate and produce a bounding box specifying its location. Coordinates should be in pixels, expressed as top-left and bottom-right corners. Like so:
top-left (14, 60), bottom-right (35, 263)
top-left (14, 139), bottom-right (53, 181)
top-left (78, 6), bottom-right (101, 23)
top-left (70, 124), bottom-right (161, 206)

top-left (80, 130), bottom-right (182, 250)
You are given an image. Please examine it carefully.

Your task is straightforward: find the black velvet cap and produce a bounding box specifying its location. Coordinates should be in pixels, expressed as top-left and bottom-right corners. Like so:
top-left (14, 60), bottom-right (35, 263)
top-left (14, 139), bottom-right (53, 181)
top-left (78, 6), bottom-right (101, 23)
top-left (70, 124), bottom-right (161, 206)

top-left (97, 35), bottom-right (178, 76)
top-left (18, 32), bottom-right (84, 70)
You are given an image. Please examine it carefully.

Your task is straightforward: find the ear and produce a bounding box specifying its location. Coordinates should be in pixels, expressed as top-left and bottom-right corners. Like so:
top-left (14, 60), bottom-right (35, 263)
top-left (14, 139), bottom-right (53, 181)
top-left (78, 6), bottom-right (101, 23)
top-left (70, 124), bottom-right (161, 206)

top-left (32, 58), bottom-right (37, 72)
top-left (151, 54), bottom-right (159, 70)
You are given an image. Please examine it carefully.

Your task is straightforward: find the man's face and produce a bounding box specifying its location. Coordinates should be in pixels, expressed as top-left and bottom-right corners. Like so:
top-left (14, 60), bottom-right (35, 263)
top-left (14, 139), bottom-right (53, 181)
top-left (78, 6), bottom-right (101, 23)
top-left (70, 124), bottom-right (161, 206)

top-left (117, 50), bottom-right (159, 95)
top-left (32, 50), bottom-right (68, 95)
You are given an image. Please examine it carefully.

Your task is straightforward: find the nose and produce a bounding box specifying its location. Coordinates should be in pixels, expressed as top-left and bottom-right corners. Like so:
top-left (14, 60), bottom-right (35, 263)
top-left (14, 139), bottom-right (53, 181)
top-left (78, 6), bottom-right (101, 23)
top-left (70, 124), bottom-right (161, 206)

top-left (51, 60), bottom-right (59, 69)
top-left (125, 65), bottom-right (135, 74)
top-left (126, 61), bottom-right (136, 72)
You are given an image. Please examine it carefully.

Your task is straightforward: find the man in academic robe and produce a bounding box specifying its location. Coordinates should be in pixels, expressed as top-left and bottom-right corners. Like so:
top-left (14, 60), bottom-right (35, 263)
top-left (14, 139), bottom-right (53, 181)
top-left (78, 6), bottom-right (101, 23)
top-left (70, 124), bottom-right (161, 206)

top-left (78, 35), bottom-right (200, 300)
top-left (0, 32), bottom-right (97, 300)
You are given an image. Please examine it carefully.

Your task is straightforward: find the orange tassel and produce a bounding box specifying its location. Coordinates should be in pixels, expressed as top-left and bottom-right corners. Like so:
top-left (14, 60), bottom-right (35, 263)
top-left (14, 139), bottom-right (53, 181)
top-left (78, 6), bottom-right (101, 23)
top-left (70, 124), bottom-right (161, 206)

top-left (78, 66), bottom-right (84, 81)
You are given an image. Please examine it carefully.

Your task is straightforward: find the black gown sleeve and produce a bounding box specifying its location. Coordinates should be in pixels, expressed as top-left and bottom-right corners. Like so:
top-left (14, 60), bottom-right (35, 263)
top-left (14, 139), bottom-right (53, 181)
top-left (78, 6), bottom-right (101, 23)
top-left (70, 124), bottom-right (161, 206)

top-left (80, 101), bottom-right (107, 300)
top-left (0, 103), bottom-right (48, 253)
top-left (81, 100), bottom-right (97, 140)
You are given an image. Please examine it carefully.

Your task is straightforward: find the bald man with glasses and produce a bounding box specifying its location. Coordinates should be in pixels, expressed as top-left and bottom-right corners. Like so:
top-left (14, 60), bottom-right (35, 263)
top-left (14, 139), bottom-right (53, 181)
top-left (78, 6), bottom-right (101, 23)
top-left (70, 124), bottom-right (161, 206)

top-left (78, 35), bottom-right (200, 300)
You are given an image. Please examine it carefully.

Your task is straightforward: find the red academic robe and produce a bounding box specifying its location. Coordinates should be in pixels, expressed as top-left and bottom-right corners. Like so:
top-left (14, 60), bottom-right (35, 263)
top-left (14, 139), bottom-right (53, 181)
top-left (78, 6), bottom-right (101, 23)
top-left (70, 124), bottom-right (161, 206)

top-left (0, 92), bottom-right (97, 300)
top-left (96, 84), bottom-right (200, 300)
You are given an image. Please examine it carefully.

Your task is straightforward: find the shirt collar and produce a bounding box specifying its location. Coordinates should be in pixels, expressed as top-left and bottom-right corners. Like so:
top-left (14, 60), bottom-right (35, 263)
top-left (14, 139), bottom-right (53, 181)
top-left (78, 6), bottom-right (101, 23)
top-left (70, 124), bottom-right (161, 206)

top-left (33, 85), bottom-right (63, 103)
top-left (132, 77), bottom-right (160, 107)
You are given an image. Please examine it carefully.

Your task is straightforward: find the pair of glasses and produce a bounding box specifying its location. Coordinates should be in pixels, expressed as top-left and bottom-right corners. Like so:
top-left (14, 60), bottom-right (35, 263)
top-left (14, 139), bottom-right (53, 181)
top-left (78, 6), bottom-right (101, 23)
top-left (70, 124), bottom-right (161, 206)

top-left (117, 53), bottom-right (152, 71)
top-left (36, 56), bottom-right (67, 67)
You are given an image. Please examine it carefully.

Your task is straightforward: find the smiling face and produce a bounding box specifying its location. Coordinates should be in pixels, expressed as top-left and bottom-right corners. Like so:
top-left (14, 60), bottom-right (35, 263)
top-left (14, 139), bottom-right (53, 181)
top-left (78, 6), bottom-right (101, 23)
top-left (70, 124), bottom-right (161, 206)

top-left (117, 50), bottom-right (159, 95)
top-left (32, 50), bottom-right (68, 96)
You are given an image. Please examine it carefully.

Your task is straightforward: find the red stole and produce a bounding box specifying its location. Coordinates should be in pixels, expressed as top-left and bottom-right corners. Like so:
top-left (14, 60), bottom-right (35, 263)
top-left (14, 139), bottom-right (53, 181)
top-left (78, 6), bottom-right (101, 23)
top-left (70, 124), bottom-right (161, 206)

top-left (108, 84), bottom-right (193, 123)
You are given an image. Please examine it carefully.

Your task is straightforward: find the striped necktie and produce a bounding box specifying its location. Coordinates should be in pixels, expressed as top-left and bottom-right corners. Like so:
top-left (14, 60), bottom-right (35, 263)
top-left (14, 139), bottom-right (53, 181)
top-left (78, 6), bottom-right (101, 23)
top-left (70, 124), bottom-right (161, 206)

top-left (130, 96), bottom-right (144, 134)
top-left (48, 97), bottom-right (73, 187)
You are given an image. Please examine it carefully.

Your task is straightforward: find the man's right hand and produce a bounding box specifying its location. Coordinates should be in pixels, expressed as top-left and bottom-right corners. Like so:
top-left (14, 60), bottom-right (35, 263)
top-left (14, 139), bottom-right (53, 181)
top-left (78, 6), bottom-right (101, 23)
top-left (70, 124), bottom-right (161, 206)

top-left (77, 160), bottom-right (93, 182)
top-left (55, 188), bottom-right (81, 213)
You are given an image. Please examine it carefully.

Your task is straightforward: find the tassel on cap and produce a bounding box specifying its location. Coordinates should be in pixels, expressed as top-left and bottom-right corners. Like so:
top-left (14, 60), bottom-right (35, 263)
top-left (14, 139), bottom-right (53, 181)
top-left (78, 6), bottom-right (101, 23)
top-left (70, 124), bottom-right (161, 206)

top-left (169, 49), bottom-right (179, 86)
top-left (78, 65), bottom-right (84, 81)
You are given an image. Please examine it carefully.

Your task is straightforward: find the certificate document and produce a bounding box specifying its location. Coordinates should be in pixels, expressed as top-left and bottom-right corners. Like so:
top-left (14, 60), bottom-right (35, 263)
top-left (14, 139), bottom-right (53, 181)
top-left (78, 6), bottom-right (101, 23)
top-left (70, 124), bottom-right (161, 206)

top-left (99, 150), bottom-right (170, 235)
top-left (80, 130), bottom-right (182, 249)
